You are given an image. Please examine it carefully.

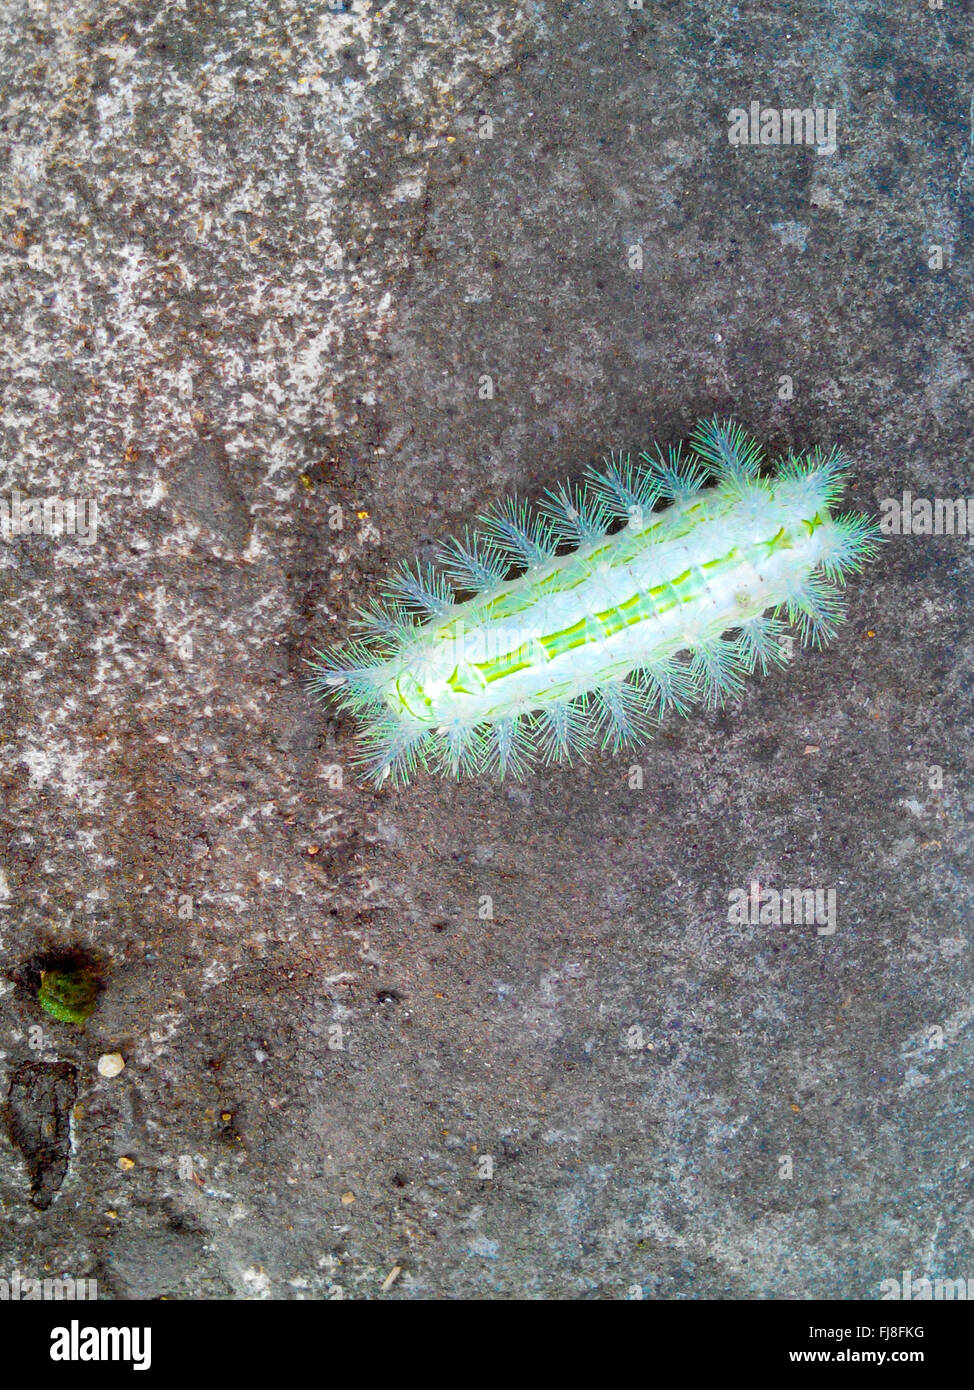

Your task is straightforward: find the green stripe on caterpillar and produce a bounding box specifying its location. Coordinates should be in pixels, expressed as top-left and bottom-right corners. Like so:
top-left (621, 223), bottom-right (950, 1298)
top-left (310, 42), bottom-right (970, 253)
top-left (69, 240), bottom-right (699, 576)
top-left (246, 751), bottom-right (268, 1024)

top-left (307, 419), bottom-right (882, 788)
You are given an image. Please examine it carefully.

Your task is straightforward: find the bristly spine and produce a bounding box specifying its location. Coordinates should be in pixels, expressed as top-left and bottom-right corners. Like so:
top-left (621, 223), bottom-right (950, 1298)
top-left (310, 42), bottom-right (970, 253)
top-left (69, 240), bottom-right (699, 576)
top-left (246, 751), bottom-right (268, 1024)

top-left (307, 419), bottom-right (883, 787)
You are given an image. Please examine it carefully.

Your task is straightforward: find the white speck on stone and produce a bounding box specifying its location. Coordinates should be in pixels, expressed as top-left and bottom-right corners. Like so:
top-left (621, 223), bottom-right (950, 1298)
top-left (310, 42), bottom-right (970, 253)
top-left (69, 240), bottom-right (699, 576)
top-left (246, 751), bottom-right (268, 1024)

top-left (467, 1235), bottom-right (499, 1258)
top-left (770, 220), bottom-right (810, 251)
top-left (240, 1266), bottom-right (272, 1297)
top-left (140, 479), bottom-right (167, 508)
top-left (390, 175), bottom-right (424, 202)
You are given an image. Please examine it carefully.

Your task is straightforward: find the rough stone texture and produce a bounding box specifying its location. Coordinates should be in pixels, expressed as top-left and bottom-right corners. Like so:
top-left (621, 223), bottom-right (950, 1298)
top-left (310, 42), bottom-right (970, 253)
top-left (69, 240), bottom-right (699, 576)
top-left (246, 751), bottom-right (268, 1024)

top-left (5, 1061), bottom-right (79, 1210)
top-left (0, 0), bottom-right (971, 1299)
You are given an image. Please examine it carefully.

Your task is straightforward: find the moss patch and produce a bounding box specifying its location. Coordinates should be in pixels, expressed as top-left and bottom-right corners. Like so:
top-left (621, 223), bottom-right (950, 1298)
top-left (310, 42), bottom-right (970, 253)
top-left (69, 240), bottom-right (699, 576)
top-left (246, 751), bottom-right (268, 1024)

top-left (37, 967), bottom-right (98, 1025)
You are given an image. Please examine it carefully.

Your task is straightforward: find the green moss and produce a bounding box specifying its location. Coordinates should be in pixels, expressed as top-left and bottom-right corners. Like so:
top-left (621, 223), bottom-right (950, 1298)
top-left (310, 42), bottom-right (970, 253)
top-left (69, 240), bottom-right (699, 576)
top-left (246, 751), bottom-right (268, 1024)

top-left (37, 968), bottom-right (97, 1024)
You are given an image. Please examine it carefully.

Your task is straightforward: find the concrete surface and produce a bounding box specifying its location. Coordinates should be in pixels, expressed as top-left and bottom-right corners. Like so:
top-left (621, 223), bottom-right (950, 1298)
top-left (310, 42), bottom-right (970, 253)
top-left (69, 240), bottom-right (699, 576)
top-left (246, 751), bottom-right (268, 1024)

top-left (0, 0), bottom-right (971, 1298)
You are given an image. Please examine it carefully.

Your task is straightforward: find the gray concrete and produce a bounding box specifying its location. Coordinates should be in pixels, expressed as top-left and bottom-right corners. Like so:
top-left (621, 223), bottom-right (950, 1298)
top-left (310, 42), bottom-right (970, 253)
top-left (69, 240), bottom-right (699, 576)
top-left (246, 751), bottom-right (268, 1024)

top-left (0, 0), bottom-right (971, 1298)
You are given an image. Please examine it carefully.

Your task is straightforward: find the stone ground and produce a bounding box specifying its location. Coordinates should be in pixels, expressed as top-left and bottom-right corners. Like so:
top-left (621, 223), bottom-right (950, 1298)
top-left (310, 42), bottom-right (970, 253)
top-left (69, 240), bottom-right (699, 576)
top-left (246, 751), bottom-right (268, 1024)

top-left (0, 0), bottom-right (971, 1299)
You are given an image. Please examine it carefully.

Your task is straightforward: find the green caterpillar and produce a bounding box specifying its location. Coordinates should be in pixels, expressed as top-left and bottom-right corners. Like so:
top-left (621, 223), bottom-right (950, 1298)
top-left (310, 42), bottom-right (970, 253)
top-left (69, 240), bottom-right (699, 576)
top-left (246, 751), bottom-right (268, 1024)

top-left (308, 419), bottom-right (882, 787)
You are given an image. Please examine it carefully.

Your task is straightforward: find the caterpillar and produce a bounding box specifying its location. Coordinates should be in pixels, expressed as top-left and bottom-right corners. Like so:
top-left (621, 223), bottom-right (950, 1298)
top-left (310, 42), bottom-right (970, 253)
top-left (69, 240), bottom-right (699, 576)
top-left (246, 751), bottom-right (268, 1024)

top-left (307, 419), bottom-right (882, 788)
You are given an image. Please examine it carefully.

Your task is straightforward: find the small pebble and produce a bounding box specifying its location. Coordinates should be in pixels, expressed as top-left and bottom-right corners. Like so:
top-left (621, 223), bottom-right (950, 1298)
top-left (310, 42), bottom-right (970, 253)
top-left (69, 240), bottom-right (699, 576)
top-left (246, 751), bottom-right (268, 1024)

top-left (98, 1053), bottom-right (125, 1078)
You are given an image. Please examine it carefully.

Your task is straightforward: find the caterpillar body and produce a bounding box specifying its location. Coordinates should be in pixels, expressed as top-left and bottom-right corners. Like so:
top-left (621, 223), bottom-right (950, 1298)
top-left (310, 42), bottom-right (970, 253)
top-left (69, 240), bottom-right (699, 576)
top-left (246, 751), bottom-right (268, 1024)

top-left (308, 419), bottom-right (881, 788)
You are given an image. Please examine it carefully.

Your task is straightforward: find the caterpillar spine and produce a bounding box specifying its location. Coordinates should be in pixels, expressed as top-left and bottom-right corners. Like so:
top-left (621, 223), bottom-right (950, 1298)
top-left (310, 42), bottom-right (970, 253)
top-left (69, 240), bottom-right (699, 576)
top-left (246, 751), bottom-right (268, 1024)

top-left (308, 419), bottom-right (882, 788)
